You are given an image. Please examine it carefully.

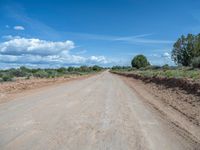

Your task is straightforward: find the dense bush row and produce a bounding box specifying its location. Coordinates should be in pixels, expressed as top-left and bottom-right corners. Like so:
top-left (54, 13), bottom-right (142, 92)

top-left (111, 65), bottom-right (200, 80)
top-left (111, 64), bottom-right (177, 71)
top-left (0, 65), bottom-right (103, 82)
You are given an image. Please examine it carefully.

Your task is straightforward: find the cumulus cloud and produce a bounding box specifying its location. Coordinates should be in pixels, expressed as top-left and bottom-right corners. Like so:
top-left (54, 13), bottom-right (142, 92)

top-left (0, 36), bottom-right (109, 68)
top-left (13, 25), bottom-right (25, 30)
top-left (0, 37), bottom-right (74, 56)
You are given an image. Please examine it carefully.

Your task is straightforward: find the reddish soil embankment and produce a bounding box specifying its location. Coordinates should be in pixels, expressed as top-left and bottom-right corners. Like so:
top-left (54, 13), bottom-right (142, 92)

top-left (112, 71), bottom-right (200, 143)
top-left (112, 71), bottom-right (200, 96)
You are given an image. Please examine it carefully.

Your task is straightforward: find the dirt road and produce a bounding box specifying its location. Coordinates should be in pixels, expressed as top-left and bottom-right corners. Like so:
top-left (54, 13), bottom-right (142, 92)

top-left (0, 71), bottom-right (197, 150)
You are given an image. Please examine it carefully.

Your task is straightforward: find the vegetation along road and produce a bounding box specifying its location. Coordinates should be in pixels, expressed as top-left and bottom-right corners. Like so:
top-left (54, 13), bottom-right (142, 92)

top-left (0, 71), bottom-right (198, 150)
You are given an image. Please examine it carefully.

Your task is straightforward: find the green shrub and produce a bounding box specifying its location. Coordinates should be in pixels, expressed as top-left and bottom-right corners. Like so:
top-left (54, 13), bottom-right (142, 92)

top-left (150, 65), bottom-right (161, 70)
top-left (46, 70), bottom-right (58, 78)
top-left (2, 74), bottom-right (13, 81)
top-left (34, 70), bottom-right (49, 78)
top-left (10, 69), bottom-right (29, 77)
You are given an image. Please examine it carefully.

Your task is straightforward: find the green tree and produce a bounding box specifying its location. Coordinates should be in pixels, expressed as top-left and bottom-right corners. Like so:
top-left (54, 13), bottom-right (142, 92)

top-left (131, 55), bottom-right (150, 69)
top-left (172, 34), bottom-right (197, 66)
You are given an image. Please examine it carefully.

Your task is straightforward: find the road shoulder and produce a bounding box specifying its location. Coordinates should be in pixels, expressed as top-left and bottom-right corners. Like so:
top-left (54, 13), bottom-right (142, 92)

top-left (0, 73), bottom-right (97, 104)
top-left (118, 74), bottom-right (200, 148)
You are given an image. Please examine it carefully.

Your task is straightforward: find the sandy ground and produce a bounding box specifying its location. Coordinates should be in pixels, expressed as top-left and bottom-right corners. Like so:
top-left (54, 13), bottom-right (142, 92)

top-left (0, 74), bottom-right (93, 104)
top-left (0, 71), bottom-right (198, 150)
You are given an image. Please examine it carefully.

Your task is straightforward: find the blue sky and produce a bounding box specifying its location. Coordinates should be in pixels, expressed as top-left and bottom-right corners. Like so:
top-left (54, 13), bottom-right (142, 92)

top-left (0, 0), bottom-right (200, 68)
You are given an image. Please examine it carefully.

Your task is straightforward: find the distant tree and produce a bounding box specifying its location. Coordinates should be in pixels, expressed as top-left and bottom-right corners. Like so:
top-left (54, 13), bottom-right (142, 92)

top-left (162, 64), bottom-right (170, 70)
top-left (67, 67), bottom-right (75, 72)
top-left (57, 67), bottom-right (67, 73)
top-left (111, 66), bottom-right (121, 70)
top-left (131, 55), bottom-right (150, 69)
top-left (80, 66), bottom-right (89, 72)
top-left (92, 65), bottom-right (102, 71)
top-left (20, 66), bottom-right (30, 72)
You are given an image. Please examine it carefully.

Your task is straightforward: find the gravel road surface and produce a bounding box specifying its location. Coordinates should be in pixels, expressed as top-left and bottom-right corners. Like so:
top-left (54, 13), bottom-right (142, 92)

top-left (0, 71), bottom-right (195, 150)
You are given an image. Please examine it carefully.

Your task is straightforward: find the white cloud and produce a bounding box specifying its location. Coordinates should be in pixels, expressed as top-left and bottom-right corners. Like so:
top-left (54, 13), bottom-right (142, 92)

top-left (13, 25), bottom-right (25, 30)
top-left (0, 37), bottom-right (74, 56)
top-left (89, 56), bottom-right (108, 64)
top-left (0, 36), bottom-right (110, 68)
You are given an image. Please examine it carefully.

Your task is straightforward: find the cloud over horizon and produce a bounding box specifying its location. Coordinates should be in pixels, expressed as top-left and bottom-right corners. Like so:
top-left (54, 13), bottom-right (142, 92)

top-left (0, 36), bottom-right (110, 68)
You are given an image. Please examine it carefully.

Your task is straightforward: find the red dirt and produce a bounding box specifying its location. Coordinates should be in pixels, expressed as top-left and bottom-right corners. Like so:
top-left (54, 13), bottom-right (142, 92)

top-left (0, 74), bottom-right (94, 104)
top-left (112, 72), bottom-right (200, 96)
top-left (112, 72), bottom-right (200, 144)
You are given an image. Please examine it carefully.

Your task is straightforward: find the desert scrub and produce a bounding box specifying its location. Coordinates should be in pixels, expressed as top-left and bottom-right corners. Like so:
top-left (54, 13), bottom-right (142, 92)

top-left (1, 74), bottom-right (14, 82)
top-left (133, 69), bottom-right (200, 80)
top-left (0, 65), bottom-right (104, 82)
top-left (112, 67), bottom-right (200, 80)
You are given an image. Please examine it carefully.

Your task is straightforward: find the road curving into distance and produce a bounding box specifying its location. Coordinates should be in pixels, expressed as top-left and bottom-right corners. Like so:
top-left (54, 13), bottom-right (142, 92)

top-left (0, 71), bottom-right (197, 150)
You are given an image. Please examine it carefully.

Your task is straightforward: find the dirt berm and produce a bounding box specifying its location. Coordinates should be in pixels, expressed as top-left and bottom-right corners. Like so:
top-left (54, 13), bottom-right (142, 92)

top-left (111, 71), bottom-right (200, 96)
top-left (111, 71), bottom-right (200, 145)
